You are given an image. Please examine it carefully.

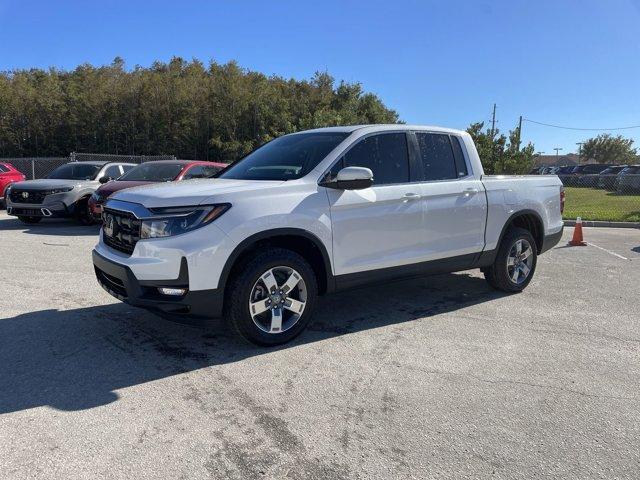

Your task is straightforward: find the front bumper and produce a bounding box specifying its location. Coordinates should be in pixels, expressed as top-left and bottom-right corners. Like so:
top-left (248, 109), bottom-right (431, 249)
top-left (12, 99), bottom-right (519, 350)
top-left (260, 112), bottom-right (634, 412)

top-left (93, 250), bottom-right (223, 321)
top-left (6, 201), bottom-right (75, 218)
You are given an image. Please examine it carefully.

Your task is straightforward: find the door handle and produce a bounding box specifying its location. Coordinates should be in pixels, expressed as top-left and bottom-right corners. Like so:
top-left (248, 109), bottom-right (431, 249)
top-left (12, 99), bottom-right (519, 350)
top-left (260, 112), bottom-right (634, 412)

top-left (462, 188), bottom-right (479, 196)
top-left (403, 192), bottom-right (421, 202)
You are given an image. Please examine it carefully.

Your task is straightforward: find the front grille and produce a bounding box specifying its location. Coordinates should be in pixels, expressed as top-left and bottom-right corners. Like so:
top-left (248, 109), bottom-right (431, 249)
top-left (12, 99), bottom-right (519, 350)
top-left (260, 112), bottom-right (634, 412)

top-left (10, 189), bottom-right (48, 204)
top-left (102, 208), bottom-right (142, 255)
top-left (9, 207), bottom-right (43, 216)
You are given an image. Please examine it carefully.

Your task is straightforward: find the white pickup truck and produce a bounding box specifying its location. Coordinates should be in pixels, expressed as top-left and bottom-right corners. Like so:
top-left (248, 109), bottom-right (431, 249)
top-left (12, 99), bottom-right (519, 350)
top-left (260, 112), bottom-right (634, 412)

top-left (92, 125), bottom-right (564, 345)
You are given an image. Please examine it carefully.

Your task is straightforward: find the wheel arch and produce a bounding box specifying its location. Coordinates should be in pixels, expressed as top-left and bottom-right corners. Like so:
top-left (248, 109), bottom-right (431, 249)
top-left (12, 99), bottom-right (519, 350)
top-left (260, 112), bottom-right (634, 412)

top-left (220, 228), bottom-right (334, 299)
top-left (498, 209), bottom-right (545, 253)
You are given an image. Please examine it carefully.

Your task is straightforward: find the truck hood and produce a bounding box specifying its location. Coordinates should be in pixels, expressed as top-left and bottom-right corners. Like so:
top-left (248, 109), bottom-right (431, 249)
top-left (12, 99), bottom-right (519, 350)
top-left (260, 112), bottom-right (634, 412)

top-left (109, 178), bottom-right (285, 208)
top-left (8, 179), bottom-right (85, 190)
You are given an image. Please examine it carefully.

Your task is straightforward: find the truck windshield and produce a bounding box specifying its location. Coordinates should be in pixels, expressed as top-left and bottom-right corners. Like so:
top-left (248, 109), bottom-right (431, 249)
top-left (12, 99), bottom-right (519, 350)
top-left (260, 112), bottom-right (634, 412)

top-left (119, 163), bottom-right (184, 182)
top-left (217, 132), bottom-right (350, 181)
top-left (47, 163), bottom-right (102, 180)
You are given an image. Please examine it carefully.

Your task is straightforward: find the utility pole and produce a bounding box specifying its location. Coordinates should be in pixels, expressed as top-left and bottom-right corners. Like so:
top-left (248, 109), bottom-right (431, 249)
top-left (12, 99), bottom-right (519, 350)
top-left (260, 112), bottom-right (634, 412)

top-left (516, 115), bottom-right (523, 151)
top-left (576, 142), bottom-right (583, 165)
top-left (490, 103), bottom-right (496, 138)
top-left (554, 147), bottom-right (563, 158)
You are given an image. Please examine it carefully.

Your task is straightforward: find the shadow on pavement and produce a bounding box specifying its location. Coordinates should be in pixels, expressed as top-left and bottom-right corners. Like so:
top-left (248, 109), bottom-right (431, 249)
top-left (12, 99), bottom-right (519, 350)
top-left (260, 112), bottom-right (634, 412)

top-left (0, 215), bottom-right (100, 236)
top-left (0, 272), bottom-right (506, 414)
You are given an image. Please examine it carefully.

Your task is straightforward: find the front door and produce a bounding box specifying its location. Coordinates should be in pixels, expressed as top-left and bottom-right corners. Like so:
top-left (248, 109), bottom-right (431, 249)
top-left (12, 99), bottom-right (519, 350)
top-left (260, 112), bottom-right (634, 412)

top-left (326, 132), bottom-right (427, 275)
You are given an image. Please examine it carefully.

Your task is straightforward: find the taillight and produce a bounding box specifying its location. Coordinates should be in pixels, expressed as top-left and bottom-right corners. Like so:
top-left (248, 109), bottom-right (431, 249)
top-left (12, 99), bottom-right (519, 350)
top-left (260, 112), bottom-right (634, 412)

top-left (560, 188), bottom-right (565, 214)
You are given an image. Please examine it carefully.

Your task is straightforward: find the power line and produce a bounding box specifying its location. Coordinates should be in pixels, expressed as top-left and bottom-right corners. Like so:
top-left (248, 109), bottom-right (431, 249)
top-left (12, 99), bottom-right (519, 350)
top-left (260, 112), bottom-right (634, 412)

top-left (523, 118), bottom-right (640, 131)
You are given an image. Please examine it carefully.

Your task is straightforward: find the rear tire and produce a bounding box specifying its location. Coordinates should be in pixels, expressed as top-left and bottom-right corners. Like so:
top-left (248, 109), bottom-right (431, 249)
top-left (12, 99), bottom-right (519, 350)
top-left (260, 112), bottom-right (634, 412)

top-left (225, 247), bottom-right (318, 346)
top-left (18, 216), bottom-right (42, 224)
top-left (484, 227), bottom-right (537, 292)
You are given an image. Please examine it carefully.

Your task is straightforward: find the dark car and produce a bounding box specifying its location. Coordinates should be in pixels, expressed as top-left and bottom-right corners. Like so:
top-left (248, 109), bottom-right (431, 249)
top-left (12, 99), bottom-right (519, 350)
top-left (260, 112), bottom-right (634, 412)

top-left (597, 165), bottom-right (627, 191)
top-left (88, 160), bottom-right (226, 220)
top-left (616, 165), bottom-right (640, 194)
top-left (569, 164), bottom-right (611, 188)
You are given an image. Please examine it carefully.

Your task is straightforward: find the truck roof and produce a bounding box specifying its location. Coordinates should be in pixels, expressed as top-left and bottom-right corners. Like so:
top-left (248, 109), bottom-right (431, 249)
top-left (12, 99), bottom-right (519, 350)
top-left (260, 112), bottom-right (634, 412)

top-left (298, 124), bottom-right (468, 136)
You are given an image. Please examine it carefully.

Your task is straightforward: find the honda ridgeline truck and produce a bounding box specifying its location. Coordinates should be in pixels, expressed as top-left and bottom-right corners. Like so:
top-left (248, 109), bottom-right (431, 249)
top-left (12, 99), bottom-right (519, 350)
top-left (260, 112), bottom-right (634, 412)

top-left (93, 125), bottom-right (564, 345)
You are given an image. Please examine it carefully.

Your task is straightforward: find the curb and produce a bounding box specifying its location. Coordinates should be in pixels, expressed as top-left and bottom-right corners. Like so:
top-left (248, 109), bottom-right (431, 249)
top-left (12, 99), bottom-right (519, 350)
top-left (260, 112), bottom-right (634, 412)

top-left (564, 220), bottom-right (640, 229)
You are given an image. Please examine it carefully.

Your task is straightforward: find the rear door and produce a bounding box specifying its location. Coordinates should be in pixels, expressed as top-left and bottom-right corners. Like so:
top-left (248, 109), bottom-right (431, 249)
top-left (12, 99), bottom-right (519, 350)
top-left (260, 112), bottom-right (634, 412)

top-left (326, 132), bottom-right (426, 275)
top-left (412, 132), bottom-right (487, 260)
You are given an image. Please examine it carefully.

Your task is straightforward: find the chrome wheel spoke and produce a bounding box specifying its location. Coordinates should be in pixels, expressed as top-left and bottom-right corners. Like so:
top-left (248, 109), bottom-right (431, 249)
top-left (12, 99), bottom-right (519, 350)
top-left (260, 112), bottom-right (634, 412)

top-left (281, 271), bottom-right (301, 294)
top-left (269, 308), bottom-right (283, 333)
top-left (522, 247), bottom-right (533, 259)
top-left (260, 268), bottom-right (278, 293)
top-left (510, 268), bottom-right (520, 283)
top-left (250, 299), bottom-right (270, 316)
top-left (515, 240), bottom-right (522, 255)
top-left (507, 256), bottom-right (516, 266)
top-left (284, 298), bottom-right (305, 314)
top-left (520, 263), bottom-right (531, 277)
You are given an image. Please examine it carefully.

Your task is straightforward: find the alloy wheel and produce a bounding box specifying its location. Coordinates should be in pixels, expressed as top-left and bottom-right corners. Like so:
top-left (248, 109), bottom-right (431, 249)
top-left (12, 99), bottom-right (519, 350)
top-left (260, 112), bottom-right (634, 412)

top-left (248, 266), bottom-right (307, 334)
top-left (506, 239), bottom-right (534, 285)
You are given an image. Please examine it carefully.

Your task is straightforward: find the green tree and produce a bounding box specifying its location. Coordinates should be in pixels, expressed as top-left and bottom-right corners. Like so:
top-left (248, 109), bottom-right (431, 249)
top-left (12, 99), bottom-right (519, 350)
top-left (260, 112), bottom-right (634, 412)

top-left (580, 134), bottom-right (637, 164)
top-left (0, 57), bottom-right (399, 160)
top-left (466, 121), bottom-right (535, 174)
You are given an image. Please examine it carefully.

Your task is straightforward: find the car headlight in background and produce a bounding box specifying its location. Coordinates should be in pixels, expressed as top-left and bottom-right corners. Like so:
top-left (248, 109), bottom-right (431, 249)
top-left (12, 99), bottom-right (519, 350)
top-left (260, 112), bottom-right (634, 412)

top-left (140, 204), bottom-right (230, 239)
top-left (48, 186), bottom-right (74, 194)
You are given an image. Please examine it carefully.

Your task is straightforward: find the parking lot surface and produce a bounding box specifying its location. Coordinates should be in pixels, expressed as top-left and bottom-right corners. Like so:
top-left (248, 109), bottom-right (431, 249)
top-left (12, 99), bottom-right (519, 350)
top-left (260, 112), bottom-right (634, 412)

top-left (1, 212), bottom-right (639, 479)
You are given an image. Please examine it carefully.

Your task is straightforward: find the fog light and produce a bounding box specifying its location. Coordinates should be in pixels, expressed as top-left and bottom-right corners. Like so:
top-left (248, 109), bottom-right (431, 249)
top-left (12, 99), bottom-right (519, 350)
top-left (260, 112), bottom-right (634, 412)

top-left (158, 287), bottom-right (187, 296)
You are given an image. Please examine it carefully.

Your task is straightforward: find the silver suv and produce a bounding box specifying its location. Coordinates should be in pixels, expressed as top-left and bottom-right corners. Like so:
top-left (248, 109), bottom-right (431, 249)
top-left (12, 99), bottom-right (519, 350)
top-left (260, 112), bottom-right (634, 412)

top-left (6, 161), bottom-right (135, 225)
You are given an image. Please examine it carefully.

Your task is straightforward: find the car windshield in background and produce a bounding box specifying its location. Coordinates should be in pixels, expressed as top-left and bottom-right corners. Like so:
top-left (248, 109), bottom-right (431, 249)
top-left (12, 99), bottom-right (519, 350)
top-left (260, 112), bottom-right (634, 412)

top-left (119, 163), bottom-right (184, 182)
top-left (47, 163), bottom-right (102, 180)
top-left (217, 132), bottom-right (350, 181)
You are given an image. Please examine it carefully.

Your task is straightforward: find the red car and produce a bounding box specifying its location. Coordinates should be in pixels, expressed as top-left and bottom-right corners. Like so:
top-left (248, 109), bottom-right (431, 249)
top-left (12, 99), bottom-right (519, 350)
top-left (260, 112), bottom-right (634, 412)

top-left (89, 160), bottom-right (227, 220)
top-left (0, 162), bottom-right (26, 208)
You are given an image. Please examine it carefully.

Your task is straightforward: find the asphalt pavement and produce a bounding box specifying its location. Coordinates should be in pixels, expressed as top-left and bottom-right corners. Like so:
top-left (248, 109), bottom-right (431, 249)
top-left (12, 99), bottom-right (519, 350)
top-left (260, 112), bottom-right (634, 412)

top-left (1, 212), bottom-right (639, 479)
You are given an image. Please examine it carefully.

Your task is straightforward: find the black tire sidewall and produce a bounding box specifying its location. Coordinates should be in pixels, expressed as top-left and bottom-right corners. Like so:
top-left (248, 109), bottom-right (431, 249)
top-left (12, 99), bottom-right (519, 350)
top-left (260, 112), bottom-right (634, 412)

top-left (76, 197), bottom-right (94, 225)
top-left (226, 248), bottom-right (318, 346)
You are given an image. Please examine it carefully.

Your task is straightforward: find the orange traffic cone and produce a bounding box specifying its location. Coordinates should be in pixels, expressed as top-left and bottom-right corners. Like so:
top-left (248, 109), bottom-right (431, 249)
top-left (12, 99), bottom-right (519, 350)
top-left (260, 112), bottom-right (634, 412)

top-left (569, 217), bottom-right (587, 246)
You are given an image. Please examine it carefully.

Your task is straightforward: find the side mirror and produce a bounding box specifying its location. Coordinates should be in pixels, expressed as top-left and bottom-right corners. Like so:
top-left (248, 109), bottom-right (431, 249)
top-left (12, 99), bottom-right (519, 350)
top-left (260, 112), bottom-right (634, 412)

top-left (99, 176), bottom-right (112, 184)
top-left (321, 166), bottom-right (374, 190)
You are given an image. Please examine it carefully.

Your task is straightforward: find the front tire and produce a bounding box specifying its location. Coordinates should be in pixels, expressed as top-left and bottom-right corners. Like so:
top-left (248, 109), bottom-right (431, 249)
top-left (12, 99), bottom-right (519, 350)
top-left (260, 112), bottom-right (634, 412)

top-left (225, 247), bottom-right (318, 346)
top-left (18, 216), bottom-right (42, 224)
top-left (75, 197), bottom-right (95, 225)
top-left (484, 227), bottom-right (537, 292)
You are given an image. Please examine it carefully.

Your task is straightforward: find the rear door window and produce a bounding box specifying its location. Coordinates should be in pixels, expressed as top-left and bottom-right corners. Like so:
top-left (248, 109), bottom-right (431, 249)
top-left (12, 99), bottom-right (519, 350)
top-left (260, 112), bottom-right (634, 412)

top-left (104, 165), bottom-right (122, 179)
top-left (343, 133), bottom-right (410, 185)
top-left (415, 133), bottom-right (458, 181)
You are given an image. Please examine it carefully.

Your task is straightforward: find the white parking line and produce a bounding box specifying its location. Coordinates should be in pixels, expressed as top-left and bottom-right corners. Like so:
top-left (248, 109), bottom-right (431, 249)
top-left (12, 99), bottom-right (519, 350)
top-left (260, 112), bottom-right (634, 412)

top-left (587, 242), bottom-right (629, 260)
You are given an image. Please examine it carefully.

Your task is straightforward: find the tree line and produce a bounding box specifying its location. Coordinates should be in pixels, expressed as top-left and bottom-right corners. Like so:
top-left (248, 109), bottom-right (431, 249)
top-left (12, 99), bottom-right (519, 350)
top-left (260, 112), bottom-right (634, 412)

top-left (0, 57), bottom-right (399, 161)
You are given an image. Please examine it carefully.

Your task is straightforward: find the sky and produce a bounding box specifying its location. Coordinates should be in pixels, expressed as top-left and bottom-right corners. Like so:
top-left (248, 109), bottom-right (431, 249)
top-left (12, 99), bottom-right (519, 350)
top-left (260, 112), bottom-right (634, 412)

top-left (1, 0), bottom-right (639, 154)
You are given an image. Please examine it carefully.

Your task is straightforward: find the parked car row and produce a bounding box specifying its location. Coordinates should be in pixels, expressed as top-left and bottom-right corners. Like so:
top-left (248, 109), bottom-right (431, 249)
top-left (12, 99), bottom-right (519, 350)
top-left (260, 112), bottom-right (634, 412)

top-left (531, 163), bottom-right (640, 193)
top-left (3, 160), bottom-right (226, 224)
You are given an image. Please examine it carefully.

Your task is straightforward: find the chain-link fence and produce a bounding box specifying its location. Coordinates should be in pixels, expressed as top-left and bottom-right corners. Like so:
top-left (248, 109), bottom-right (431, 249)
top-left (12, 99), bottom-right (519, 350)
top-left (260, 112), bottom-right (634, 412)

top-left (2, 153), bottom-right (177, 180)
top-left (558, 173), bottom-right (640, 223)
top-left (70, 152), bottom-right (176, 165)
top-left (4, 157), bottom-right (69, 180)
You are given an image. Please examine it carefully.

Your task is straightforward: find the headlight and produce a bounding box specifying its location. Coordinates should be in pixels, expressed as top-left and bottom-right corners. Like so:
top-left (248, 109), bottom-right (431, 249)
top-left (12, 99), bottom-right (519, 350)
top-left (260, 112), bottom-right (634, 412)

top-left (49, 187), bottom-right (74, 194)
top-left (140, 204), bottom-right (230, 239)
